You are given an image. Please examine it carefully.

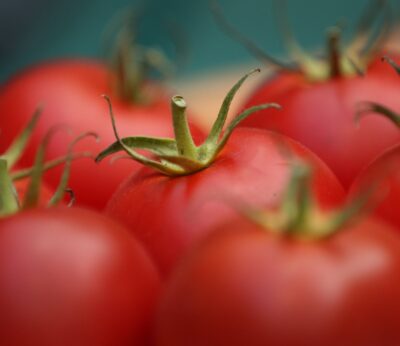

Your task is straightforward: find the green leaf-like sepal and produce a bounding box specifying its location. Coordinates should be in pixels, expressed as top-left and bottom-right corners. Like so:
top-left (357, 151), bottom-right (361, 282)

top-left (212, 0), bottom-right (392, 82)
top-left (0, 159), bottom-right (19, 217)
top-left (22, 125), bottom-right (57, 209)
top-left (356, 102), bottom-right (400, 127)
top-left (0, 107), bottom-right (96, 216)
top-left (106, 8), bottom-right (175, 104)
top-left (47, 132), bottom-right (98, 207)
top-left (238, 160), bottom-right (369, 239)
top-left (11, 152), bottom-right (93, 181)
top-left (354, 56), bottom-right (400, 129)
top-left (382, 56), bottom-right (400, 75)
top-left (97, 69), bottom-right (281, 176)
top-left (96, 137), bottom-right (177, 163)
top-left (0, 106), bottom-right (42, 171)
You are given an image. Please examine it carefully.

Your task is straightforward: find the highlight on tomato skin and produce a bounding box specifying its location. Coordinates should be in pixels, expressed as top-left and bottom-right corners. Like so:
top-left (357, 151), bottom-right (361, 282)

top-left (0, 206), bottom-right (161, 346)
top-left (155, 213), bottom-right (400, 346)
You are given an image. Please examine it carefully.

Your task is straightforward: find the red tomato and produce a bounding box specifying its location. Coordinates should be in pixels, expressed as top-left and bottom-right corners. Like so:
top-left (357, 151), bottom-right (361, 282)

top-left (349, 143), bottom-right (400, 230)
top-left (106, 128), bottom-right (345, 277)
top-left (0, 207), bottom-right (160, 346)
top-left (240, 56), bottom-right (400, 188)
top-left (156, 216), bottom-right (400, 346)
top-left (0, 59), bottom-right (203, 210)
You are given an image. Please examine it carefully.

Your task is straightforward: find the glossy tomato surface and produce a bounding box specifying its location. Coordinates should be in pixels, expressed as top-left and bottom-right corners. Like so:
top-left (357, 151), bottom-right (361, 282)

top-left (349, 143), bottom-right (400, 231)
top-left (0, 207), bottom-right (160, 346)
top-left (156, 217), bottom-right (400, 346)
top-left (240, 56), bottom-right (400, 188)
top-left (0, 59), bottom-right (202, 210)
top-left (106, 128), bottom-right (345, 277)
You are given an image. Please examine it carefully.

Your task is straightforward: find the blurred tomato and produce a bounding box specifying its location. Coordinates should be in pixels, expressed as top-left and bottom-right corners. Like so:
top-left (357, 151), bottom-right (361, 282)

top-left (0, 207), bottom-right (160, 346)
top-left (240, 56), bottom-right (400, 188)
top-left (0, 59), bottom-right (203, 209)
top-left (157, 216), bottom-right (400, 346)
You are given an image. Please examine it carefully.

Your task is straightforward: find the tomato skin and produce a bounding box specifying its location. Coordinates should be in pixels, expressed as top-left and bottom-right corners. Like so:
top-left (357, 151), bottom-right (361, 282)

top-left (349, 143), bottom-right (400, 230)
top-left (0, 59), bottom-right (202, 210)
top-left (156, 217), bottom-right (400, 346)
top-left (0, 207), bottom-right (160, 346)
top-left (240, 56), bottom-right (400, 188)
top-left (106, 128), bottom-right (345, 277)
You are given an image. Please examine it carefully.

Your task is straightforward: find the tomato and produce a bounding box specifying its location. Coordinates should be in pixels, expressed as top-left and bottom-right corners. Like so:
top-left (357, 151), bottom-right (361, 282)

top-left (106, 127), bottom-right (345, 277)
top-left (349, 143), bottom-right (400, 230)
top-left (156, 216), bottom-right (400, 346)
top-left (0, 59), bottom-right (203, 210)
top-left (0, 207), bottom-right (160, 346)
top-left (239, 54), bottom-right (400, 189)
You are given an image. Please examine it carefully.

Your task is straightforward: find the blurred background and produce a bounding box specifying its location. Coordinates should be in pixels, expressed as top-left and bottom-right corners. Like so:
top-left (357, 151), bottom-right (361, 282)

top-left (1, 0), bottom-right (398, 83)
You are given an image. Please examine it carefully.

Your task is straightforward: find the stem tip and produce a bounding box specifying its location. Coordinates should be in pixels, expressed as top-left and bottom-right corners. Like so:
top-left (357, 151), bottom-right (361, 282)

top-left (172, 95), bottom-right (187, 109)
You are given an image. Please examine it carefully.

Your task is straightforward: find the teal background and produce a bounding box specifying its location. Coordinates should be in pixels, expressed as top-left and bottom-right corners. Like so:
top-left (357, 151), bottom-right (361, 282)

top-left (0, 0), bottom-right (395, 82)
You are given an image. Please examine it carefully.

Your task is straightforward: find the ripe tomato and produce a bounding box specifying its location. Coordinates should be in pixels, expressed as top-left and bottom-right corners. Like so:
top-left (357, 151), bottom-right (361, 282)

top-left (156, 216), bottom-right (400, 346)
top-left (0, 59), bottom-right (203, 210)
top-left (240, 55), bottom-right (400, 188)
top-left (348, 143), bottom-right (400, 230)
top-left (106, 127), bottom-right (345, 277)
top-left (0, 207), bottom-right (160, 346)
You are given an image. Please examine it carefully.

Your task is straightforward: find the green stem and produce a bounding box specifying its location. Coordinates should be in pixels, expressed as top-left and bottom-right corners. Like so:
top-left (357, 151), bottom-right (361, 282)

top-left (0, 159), bottom-right (19, 216)
top-left (210, 0), bottom-right (298, 71)
top-left (101, 94), bottom-right (179, 174)
top-left (97, 69), bottom-right (280, 176)
top-left (11, 152), bottom-right (93, 181)
top-left (115, 36), bottom-right (143, 104)
top-left (279, 162), bottom-right (313, 233)
top-left (108, 10), bottom-right (144, 104)
top-left (171, 96), bottom-right (197, 159)
top-left (2, 106), bottom-right (42, 169)
top-left (356, 102), bottom-right (400, 127)
top-left (109, 10), bottom-right (173, 105)
top-left (327, 27), bottom-right (342, 78)
top-left (22, 135), bottom-right (47, 209)
top-left (245, 159), bottom-right (369, 239)
top-left (382, 56), bottom-right (400, 75)
top-left (48, 132), bottom-right (97, 207)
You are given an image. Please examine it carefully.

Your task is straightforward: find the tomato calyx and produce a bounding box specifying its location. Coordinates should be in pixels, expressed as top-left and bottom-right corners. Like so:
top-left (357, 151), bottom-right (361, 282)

top-left (96, 69), bottom-right (281, 176)
top-left (382, 56), bottom-right (400, 75)
top-left (106, 9), bottom-right (174, 105)
top-left (0, 109), bottom-right (97, 217)
top-left (0, 160), bottom-right (19, 217)
top-left (212, 0), bottom-right (392, 82)
top-left (241, 161), bottom-right (367, 239)
top-left (356, 56), bottom-right (400, 126)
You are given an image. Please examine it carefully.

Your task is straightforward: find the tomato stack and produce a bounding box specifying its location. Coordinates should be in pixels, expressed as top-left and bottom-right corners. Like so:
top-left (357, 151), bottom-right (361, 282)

top-left (2, 2), bottom-right (400, 346)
